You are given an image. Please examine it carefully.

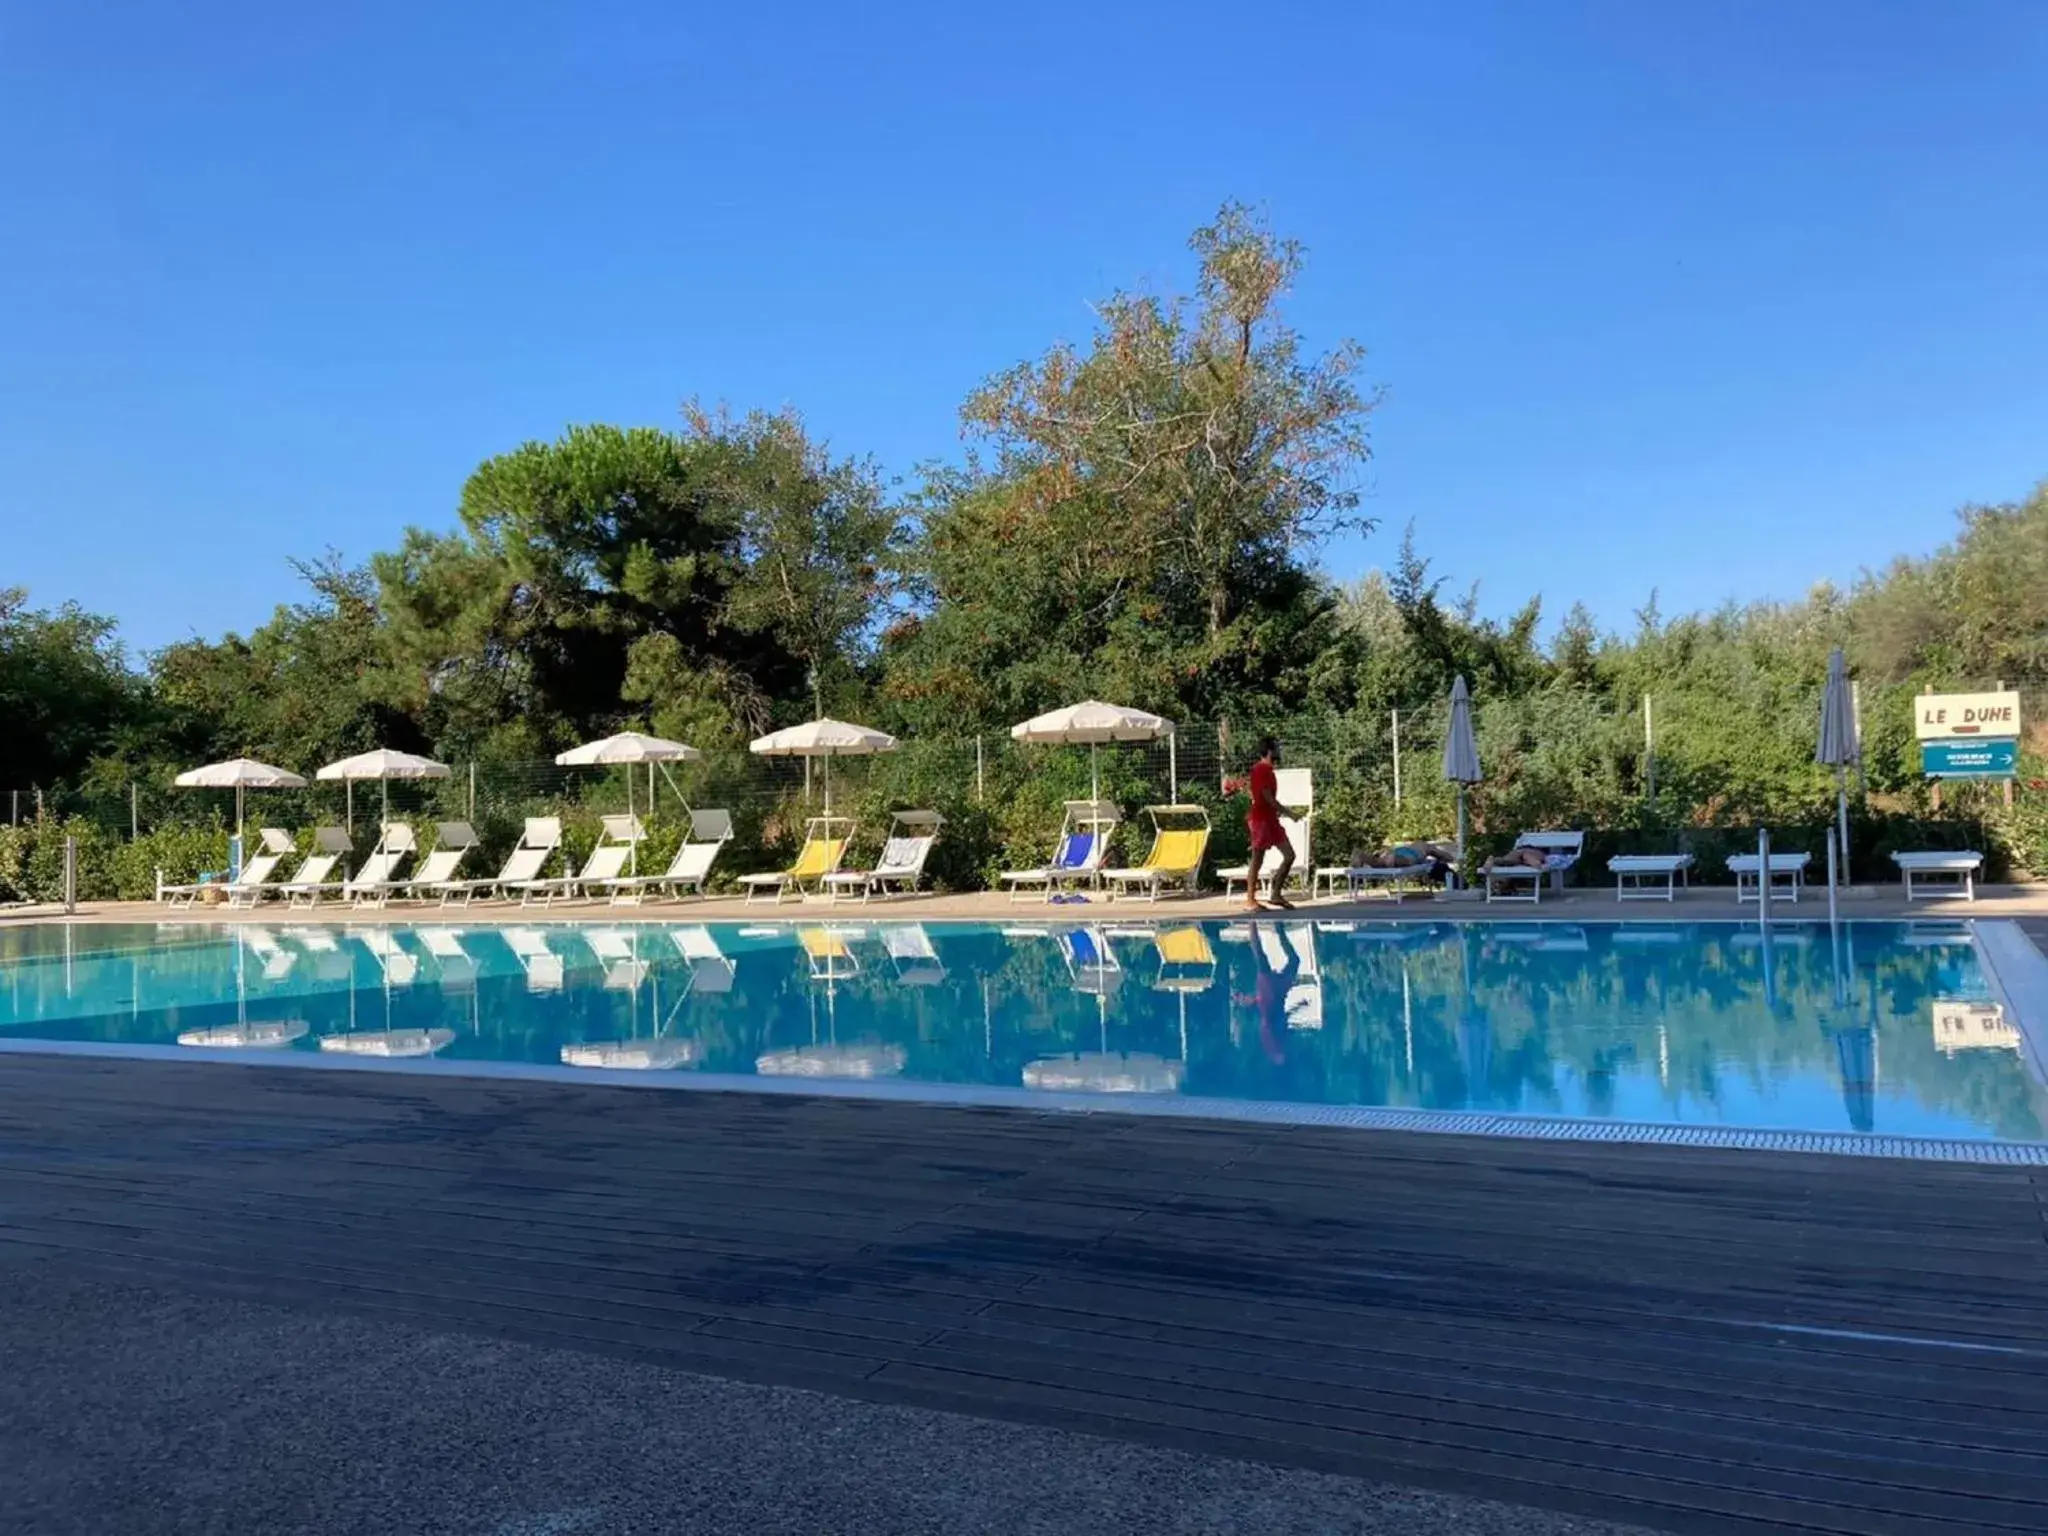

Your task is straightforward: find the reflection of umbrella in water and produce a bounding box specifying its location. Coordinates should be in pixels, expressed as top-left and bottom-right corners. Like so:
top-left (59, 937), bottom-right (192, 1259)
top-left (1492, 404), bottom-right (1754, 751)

top-left (1022, 926), bottom-right (1181, 1094)
top-left (560, 929), bottom-right (703, 1072)
top-left (179, 1019), bottom-right (309, 1049)
top-left (321, 1028), bottom-right (457, 1058)
top-left (1023, 1052), bottom-right (1184, 1093)
top-left (562, 1036), bottom-right (701, 1071)
top-left (1822, 929), bottom-right (1879, 1132)
top-left (1826, 1025), bottom-right (1877, 1133)
top-left (318, 929), bottom-right (455, 1058)
top-left (178, 926), bottom-right (309, 1050)
top-left (757, 1043), bottom-right (907, 1078)
top-left (755, 928), bottom-right (906, 1080)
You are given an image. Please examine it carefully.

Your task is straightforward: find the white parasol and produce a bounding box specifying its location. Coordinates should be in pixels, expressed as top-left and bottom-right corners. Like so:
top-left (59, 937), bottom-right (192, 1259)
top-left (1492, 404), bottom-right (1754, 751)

top-left (173, 758), bottom-right (307, 851)
top-left (315, 748), bottom-right (451, 830)
top-left (557, 731), bottom-right (700, 874)
top-left (749, 718), bottom-right (897, 815)
top-left (1011, 700), bottom-right (1174, 804)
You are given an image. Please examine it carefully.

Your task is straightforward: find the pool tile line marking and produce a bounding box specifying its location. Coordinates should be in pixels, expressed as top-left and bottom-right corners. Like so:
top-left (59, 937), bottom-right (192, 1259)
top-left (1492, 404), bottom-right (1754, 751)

top-left (5, 1032), bottom-right (2045, 1165)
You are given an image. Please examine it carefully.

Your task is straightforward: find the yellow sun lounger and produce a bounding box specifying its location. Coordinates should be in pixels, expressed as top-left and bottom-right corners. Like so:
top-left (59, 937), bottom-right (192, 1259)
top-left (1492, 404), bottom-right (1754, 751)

top-left (1102, 806), bottom-right (1211, 902)
top-left (741, 817), bottom-right (853, 904)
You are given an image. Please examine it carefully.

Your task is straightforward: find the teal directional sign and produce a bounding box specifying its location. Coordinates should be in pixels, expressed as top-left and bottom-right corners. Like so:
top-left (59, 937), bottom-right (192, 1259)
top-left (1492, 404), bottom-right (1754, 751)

top-left (1921, 739), bottom-right (2018, 779)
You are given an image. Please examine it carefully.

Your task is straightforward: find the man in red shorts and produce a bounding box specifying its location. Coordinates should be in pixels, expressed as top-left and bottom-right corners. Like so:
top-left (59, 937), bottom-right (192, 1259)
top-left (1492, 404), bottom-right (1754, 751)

top-left (1243, 737), bottom-right (1294, 911)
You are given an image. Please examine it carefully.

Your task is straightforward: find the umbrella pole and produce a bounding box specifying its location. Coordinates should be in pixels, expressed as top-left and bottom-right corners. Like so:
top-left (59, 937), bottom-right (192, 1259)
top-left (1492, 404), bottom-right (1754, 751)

top-left (627, 768), bottom-right (636, 876)
top-left (1091, 744), bottom-right (1100, 806)
top-left (1456, 786), bottom-right (1468, 869)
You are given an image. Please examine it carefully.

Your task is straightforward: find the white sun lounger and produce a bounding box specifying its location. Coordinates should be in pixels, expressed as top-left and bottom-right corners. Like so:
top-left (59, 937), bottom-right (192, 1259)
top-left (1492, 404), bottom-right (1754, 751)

top-left (426, 817), bottom-right (564, 905)
top-left (158, 827), bottom-right (296, 908)
top-left (344, 823), bottom-right (421, 908)
top-left (600, 809), bottom-right (734, 904)
top-left (386, 822), bottom-right (478, 903)
top-left (1482, 832), bottom-right (1584, 904)
top-left (1607, 853), bottom-right (1694, 902)
top-left (279, 827), bottom-right (356, 907)
top-left (824, 810), bottom-right (943, 903)
top-left (1893, 850), bottom-right (1983, 902)
top-left (1727, 851), bottom-right (1810, 904)
top-left (514, 815), bottom-right (643, 906)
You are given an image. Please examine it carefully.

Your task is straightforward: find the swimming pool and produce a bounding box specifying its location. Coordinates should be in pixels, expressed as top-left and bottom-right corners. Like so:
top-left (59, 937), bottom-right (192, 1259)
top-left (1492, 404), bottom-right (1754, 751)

top-left (3, 919), bottom-right (2044, 1152)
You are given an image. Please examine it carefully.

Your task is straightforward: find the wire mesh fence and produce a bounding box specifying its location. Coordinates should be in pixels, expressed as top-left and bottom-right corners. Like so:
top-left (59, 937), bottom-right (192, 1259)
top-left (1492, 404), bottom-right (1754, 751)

top-left (4, 683), bottom-right (2044, 903)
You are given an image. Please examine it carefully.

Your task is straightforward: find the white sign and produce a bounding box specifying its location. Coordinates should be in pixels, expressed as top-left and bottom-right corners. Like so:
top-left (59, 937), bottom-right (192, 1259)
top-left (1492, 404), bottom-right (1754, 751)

top-left (1915, 690), bottom-right (2022, 741)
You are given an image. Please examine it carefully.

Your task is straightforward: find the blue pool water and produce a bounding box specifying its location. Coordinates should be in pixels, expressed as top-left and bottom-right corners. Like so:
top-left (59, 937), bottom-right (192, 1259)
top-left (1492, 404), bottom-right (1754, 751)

top-left (1, 919), bottom-right (2043, 1144)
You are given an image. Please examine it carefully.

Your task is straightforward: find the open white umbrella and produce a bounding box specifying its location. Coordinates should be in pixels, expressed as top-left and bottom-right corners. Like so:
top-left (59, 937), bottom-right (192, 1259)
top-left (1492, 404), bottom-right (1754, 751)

top-left (173, 758), bottom-right (307, 852)
top-left (749, 718), bottom-right (897, 816)
top-left (556, 731), bottom-right (701, 875)
top-left (1011, 701), bottom-right (1175, 804)
top-left (1816, 648), bottom-right (1856, 886)
top-left (1442, 676), bottom-right (1483, 865)
top-left (315, 748), bottom-right (451, 830)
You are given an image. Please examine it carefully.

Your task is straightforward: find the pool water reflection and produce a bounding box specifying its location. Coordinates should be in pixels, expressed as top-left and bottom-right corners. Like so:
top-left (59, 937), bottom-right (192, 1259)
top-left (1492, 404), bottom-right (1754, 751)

top-left (1, 919), bottom-right (2042, 1143)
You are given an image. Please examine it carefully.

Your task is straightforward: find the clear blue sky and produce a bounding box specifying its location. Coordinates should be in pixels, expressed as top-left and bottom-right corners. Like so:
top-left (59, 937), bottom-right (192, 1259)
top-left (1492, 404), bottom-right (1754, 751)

top-left (3, 0), bottom-right (2044, 653)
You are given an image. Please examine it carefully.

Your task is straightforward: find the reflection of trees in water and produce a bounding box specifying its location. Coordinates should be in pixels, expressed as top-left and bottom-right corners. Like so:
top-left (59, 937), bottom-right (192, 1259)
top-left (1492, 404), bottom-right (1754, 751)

top-left (7, 922), bottom-right (2042, 1140)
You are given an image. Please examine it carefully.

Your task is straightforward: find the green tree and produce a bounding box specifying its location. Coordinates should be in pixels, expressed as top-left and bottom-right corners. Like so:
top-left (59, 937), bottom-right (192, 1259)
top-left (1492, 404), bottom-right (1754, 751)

top-left (886, 202), bottom-right (1378, 729)
top-left (0, 589), bottom-right (147, 790)
top-left (693, 405), bottom-right (900, 721)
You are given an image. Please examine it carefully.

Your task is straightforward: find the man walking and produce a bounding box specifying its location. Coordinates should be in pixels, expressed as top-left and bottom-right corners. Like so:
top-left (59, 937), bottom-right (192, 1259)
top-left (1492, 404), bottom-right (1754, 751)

top-left (1243, 737), bottom-right (1294, 911)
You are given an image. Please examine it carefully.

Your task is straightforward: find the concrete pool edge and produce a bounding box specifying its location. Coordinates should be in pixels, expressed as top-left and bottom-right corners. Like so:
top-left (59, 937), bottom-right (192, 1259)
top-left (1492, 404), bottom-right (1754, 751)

top-left (6, 1032), bottom-right (2046, 1166)
top-left (1975, 919), bottom-right (2048, 1084)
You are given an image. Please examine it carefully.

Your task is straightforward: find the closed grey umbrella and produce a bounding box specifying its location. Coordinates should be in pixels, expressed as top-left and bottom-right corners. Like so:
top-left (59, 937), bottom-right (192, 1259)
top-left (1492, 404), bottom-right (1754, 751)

top-left (1442, 676), bottom-right (1483, 865)
top-left (1816, 648), bottom-right (1856, 885)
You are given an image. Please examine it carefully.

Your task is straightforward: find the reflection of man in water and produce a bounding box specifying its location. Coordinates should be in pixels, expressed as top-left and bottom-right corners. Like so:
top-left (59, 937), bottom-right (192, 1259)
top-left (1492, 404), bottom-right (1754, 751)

top-left (1234, 927), bottom-right (1301, 1064)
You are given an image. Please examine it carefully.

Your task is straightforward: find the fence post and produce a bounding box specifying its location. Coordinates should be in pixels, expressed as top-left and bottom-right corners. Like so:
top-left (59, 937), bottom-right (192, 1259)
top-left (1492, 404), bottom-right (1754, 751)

top-left (1168, 732), bottom-right (1178, 802)
top-left (975, 737), bottom-right (984, 803)
top-left (468, 762), bottom-right (476, 820)
top-left (130, 782), bottom-right (139, 840)
top-left (36, 787), bottom-right (44, 822)
top-left (63, 836), bottom-right (77, 913)
top-left (1850, 680), bottom-right (1865, 799)
top-left (1391, 710), bottom-right (1402, 807)
top-left (1643, 695), bottom-right (1656, 805)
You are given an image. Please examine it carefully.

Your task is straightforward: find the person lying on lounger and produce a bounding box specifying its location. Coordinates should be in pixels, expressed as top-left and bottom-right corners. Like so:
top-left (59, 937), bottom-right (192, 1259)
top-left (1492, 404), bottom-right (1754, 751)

top-left (1481, 845), bottom-right (1551, 872)
top-left (1350, 841), bottom-right (1458, 879)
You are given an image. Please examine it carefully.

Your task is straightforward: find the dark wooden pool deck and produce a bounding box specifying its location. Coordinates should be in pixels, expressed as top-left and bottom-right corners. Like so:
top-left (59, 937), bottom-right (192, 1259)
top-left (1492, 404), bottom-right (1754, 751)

top-left (2, 1054), bottom-right (2046, 1535)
